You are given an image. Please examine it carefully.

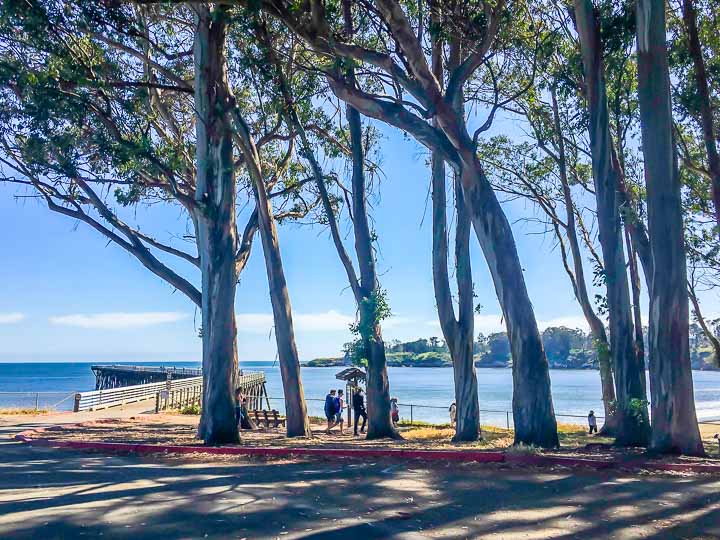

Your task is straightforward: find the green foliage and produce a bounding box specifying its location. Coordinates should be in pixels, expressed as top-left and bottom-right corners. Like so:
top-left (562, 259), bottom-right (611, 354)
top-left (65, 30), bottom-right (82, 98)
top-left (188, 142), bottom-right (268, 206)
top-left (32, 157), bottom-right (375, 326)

top-left (180, 403), bottom-right (201, 415)
top-left (349, 289), bottom-right (392, 342)
top-left (628, 398), bottom-right (649, 426)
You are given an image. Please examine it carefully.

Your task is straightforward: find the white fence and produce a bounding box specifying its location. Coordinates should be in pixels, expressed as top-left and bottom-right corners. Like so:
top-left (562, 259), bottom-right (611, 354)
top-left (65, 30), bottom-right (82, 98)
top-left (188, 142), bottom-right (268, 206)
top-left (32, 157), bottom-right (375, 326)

top-left (74, 376), bottom-right (203, 412)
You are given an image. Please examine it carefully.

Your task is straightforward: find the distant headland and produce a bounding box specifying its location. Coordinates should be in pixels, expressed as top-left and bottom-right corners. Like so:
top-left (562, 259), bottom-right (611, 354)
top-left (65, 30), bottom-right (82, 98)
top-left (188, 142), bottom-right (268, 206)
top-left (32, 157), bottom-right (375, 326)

top-left (304, 328), bottom-right (719, 370)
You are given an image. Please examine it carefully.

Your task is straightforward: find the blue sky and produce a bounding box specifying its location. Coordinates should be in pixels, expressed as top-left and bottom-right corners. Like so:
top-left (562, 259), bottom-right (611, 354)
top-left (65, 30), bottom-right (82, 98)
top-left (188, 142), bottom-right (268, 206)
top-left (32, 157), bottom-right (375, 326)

top-left (2, 116), bottom-right (717, 363)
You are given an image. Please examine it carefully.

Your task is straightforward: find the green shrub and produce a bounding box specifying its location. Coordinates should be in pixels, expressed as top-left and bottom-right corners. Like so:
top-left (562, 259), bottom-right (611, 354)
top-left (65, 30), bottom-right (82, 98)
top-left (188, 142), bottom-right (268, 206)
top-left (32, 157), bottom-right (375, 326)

top-left (180, 403), bottom-right (201, 415)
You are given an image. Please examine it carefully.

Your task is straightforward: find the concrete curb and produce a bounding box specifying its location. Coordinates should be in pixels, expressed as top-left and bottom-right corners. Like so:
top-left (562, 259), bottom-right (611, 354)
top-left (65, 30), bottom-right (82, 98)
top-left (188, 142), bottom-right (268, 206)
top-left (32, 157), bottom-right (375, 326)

top-left (14, 427), bottom-right (720, 474)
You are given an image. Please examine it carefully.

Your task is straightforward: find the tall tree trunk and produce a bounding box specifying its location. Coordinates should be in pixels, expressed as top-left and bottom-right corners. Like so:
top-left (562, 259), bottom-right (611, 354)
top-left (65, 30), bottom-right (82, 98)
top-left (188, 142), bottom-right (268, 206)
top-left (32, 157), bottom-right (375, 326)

top-left (225, 25), bottom-right (310, 438)
top-left (231, 111), bottom-right (311, 438)
top-left (193, 5), bottom-right (239, 445)
top-left (636, 0), bottom-right (704, 455)
top-left (436, 163), bottom-right (480, 442)
top-left (550, 87), bottom-right (618, 435)
top-left (342, 0), bottom-right (398, 439)
top-left (682, 0), bottom-right (720, 241)
top-left (575, 0), bottom-right (649, 446)
top-left (430, 37), bottom-right (479, 442)
top-left (458, 157), bottom-right (558, 448)
top-left (348, 102), bottom-right (399, 440)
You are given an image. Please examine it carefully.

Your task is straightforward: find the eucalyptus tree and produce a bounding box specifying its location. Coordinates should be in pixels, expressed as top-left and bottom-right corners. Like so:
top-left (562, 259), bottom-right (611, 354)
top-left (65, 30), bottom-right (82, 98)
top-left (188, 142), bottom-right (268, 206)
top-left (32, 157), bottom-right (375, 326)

top-left (251, 0), bottom-right (559, 447)
top-left (252, 3), bottom-right (400, 439)
top-left (478, 126), bottom-right (620, 435)
top-left (0, 0), bottom-right (313, 441)
top-left (635, 0), bottom-right (704, 455)
top-left (572, 0), bottom-right (649, 445)
top-left (428, 6), bottom-right (479, 442)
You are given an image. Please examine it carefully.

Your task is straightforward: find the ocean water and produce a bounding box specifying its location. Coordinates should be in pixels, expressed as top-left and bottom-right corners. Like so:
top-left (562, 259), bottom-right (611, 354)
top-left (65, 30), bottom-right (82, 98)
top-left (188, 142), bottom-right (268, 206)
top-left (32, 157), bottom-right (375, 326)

top-left (1, 362), bottom-right (719, 426)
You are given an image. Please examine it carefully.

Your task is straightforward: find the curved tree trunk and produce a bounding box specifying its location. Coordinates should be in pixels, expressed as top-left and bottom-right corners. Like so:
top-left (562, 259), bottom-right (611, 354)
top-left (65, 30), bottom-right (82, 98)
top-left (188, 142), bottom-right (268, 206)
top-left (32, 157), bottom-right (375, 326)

top-left (224, 30), bottom-right (310, 438)
top-left (550, 87), bottom-right (618, 435)
top-left (340, 0), bottom-right (397, 440)
top-left (232, 111), bottom-right (311, 438)
top-left (636, 0), bottom-right (704, 456)
top-left (193, 5), bottom-right (240, 445)
top-left (459, 158), bottom-right (558, 448)
top-left (575, 0), bottom-right (649, 446)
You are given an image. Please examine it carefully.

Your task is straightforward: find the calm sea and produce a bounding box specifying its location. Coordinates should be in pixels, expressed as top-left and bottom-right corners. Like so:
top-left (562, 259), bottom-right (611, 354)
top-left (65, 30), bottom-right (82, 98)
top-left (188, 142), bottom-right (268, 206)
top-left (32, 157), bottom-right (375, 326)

top-left (1, 362), bottom-right (719, 426)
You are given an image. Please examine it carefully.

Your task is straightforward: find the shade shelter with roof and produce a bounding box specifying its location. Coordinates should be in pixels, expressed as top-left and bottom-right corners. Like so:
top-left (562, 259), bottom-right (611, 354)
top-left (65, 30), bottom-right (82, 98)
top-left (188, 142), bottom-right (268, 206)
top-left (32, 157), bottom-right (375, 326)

top-left (335, 367), bottom-right (366, 428)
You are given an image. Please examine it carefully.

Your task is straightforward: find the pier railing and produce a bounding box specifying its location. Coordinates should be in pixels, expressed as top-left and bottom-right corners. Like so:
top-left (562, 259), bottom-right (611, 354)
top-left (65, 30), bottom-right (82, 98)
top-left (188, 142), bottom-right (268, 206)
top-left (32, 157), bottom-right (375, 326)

top-left (74, 371), bottom-right (268, 412)
top-left (74, 376), bottom-right (204, 412)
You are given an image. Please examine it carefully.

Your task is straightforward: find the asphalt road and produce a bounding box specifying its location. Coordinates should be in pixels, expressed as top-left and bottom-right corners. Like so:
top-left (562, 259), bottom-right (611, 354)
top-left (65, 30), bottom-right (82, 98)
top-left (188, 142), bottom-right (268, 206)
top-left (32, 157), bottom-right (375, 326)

top-left (2, 423), bottom-right (720, 539)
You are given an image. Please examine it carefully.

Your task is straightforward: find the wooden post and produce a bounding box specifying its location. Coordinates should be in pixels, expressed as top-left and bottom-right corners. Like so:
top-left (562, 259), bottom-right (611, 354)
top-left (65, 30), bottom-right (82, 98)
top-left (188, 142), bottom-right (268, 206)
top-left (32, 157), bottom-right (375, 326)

top-left (73, 393), bottom-right (81, 413)
top-left (263, 383), bottom-right (271, 410)
top-left (347, 383), bottom-right (352, 428)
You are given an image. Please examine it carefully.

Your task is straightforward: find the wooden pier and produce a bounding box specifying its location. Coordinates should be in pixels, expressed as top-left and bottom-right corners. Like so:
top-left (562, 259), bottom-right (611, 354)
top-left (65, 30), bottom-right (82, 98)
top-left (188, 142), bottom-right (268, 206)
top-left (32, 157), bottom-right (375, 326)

top-left (80, 366), bottom-right (269, 412)
top-left (91, 365), bottom-right (203, 390)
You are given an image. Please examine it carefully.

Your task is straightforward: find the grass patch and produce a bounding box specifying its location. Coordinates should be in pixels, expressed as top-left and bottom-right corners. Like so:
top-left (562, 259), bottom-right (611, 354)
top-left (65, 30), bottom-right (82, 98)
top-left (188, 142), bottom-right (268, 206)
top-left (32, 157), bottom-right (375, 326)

top-left (0, 408), bottom-right (50, 415)
top-left (179, 404), bottom-right (201, 415)
top-left (398, 419), bottom-right (452, 429)
top-left (404, 427), bottom-right (455, 441)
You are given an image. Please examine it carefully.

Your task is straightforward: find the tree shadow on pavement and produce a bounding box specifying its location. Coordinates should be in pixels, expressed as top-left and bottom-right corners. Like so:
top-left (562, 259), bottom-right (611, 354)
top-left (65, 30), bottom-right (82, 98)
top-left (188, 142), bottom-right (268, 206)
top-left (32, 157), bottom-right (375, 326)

top-left (1, 429), bottom-right (719, 539)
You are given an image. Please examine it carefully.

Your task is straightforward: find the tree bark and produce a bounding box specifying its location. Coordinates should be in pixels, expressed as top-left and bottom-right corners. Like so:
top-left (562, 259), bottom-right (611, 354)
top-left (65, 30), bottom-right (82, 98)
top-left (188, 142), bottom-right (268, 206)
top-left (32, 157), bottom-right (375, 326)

top-left (549, 87), bottom-right (618, 435)
top-left (574, 0), bottom-right (649, 446)
top-left (193, 5), bottom-right (239, 445)
top-left (348, 102), bottom-right (399, 440)
top-left (636, 0), bottom-right (704, 455)
top-left (431, 155), bottom-right (480, 441)
top-left (231, 110), bottom-right (311, 438)
top-left (625, 226), bottom-right (647, 389)
top-left (682, 0), bottom-right (720, 242)
top-left (342, 0), bottom-right (398, 440)
top-left (430, 36), bottom-right (479, 442)
top-left (459, 158), bottom-right (558, 448)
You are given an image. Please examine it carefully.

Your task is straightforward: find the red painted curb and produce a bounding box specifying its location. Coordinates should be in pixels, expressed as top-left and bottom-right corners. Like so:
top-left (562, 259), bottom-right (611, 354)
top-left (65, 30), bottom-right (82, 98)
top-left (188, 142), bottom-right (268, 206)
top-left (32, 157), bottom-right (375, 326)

top-left (13, 428), bottom-right (720, 474)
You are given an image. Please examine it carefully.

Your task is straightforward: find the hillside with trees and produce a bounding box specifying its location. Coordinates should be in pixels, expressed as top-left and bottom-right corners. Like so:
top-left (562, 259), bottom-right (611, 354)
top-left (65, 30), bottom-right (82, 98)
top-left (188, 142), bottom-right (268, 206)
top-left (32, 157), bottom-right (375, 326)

top-left (307, 325), bottom-right (719, 370)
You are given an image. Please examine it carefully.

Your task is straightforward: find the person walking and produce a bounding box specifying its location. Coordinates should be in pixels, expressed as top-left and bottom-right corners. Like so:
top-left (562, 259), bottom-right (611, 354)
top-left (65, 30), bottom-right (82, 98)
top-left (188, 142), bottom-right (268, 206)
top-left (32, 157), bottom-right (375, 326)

top-left (352, 387), bottom-right (367, 436)
top-left (234, 387), bottom-right (244, 428)
top-left (390, 397), bottom-right (400, 427)
top-left (588, 410), bottom-right (598, 434)
top-left (335, 389), bottom-right (345, 434)
top-left (324, 389), bottom-right (337, 434)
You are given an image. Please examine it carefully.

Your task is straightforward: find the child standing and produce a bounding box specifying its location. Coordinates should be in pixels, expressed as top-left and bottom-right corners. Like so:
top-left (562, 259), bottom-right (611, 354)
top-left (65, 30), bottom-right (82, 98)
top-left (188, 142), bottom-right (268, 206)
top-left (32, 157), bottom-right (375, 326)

top-left (588, 410), bottom-right (598, 434)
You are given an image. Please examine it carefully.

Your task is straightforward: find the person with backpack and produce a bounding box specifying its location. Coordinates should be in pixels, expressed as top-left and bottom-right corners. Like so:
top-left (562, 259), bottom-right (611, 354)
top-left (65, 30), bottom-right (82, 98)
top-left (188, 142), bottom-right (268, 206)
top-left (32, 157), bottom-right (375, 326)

top-left (324, 389), bottom-right (337, 434)
top-left (352, 387), bottom-right (367, 436)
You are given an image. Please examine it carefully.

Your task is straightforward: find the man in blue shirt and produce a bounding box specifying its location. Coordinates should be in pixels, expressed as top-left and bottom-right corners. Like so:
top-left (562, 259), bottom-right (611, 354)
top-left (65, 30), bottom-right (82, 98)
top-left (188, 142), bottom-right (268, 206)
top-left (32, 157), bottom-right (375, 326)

top-left (324, 389), bottom-right (337, 434)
